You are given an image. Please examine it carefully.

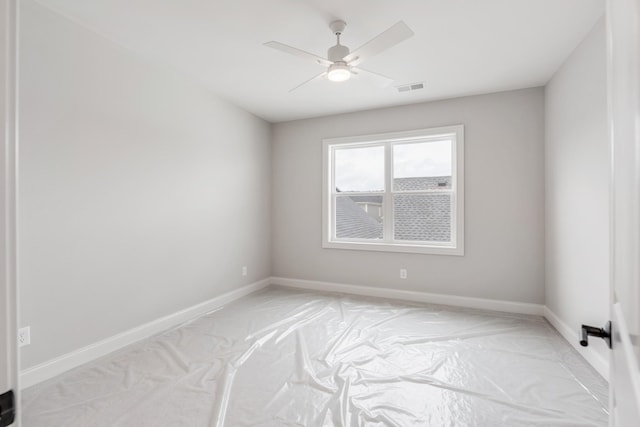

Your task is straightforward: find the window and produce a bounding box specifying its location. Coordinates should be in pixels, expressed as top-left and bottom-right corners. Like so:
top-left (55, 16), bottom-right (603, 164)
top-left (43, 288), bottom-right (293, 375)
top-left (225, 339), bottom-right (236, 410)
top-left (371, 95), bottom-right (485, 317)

top-left (322, 125), bottom-right (464, 255)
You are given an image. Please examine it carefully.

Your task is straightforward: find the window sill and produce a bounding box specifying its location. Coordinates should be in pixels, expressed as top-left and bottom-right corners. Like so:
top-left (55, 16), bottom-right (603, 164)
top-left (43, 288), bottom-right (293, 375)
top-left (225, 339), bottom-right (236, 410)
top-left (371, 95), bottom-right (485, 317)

top-left (322, 240), bottom-right (464, 256)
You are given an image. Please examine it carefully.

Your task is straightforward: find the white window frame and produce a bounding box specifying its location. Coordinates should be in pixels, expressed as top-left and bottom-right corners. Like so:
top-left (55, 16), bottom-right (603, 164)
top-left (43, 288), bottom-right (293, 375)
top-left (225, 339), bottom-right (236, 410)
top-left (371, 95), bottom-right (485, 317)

top-left (322, 125), bottom-right (464, 256)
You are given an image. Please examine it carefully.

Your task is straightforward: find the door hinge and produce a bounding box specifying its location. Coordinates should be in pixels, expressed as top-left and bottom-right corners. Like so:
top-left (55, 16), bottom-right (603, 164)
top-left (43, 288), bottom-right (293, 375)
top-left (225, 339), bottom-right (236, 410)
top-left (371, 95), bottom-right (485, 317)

top-left (580, 321), bottom-right (612, 349)
top-left (0, 390), bottom-right (15, 427)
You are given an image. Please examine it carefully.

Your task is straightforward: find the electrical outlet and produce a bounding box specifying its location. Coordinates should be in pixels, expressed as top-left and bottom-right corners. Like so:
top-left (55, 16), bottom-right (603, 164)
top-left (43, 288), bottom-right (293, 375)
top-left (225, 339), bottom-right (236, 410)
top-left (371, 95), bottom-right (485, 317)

top-left (18, 326), bottom-right (30, 347)
top-left (242, 266), bottom-right (247, 276)
top-left (400, 269), bottom-right (407, 279)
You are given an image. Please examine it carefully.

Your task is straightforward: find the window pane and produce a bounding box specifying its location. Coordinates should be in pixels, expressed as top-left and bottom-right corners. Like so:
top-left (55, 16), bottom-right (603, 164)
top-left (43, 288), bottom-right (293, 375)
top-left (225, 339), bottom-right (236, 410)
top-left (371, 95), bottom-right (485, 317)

top-left (394, 194), bottom-right (451, 242)
top-left (335, 146), bottom-right (384, 192)
top-left (393, 140), bottom-right (452, 191)
top-left (335, 195), bottom-right (383, 239)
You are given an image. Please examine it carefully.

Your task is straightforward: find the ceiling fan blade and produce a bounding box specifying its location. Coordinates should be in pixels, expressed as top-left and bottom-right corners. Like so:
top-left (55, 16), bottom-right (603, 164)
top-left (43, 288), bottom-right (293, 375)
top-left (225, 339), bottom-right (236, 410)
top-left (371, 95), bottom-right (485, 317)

top-left (343, 21), bottom-right (414, 67)
top-left (289, 72), bottom-right (327, 92)
top-left (352, 67), bottom-right (395, 88)
top-left (264, 41), bottom-right (333, 67)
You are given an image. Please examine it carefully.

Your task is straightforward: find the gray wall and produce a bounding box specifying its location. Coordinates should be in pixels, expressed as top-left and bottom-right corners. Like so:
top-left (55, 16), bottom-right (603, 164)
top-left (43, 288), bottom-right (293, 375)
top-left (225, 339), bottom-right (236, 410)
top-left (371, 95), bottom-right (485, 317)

top-left (19, 0), bottom-right (271, 369)
top-left (545, 19), bottom-right (609, 363)
top-left (272, 88), bottom-right (545, 304)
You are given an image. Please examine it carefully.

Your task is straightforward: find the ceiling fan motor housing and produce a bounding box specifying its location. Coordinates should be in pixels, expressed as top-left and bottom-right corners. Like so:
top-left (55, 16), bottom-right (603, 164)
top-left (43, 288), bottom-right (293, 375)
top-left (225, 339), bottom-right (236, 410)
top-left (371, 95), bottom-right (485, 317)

top-left (328, 44), bottom-right (350, 62)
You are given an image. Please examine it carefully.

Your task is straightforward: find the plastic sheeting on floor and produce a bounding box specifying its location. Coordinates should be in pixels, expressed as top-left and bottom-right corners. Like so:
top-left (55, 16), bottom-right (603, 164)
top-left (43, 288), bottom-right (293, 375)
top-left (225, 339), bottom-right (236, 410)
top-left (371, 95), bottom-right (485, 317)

top-left (22, 286), bottom-right (608, 427)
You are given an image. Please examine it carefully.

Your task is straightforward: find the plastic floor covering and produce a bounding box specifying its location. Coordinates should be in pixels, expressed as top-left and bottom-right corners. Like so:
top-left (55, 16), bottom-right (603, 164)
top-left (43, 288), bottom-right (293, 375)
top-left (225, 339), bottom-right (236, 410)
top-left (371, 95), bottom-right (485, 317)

top-left (22, 286), bottom-right (608, 427)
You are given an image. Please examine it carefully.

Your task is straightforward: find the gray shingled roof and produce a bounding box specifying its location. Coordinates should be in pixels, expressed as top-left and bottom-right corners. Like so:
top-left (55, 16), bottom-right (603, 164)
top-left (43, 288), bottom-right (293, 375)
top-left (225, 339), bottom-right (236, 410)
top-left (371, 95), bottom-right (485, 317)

top-left (335, 176), bottom-right (451, 242)
top-left (335, 196), bottom-right (383, 239)
top-left (394, 176), bottom-right (451, 191)
top-left (394, 193), bottom-right (451, 241)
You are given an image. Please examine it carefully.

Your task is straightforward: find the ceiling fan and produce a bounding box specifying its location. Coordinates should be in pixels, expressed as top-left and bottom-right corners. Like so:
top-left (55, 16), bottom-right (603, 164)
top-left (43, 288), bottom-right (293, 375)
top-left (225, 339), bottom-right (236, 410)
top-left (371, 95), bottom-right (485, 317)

top-left (264, 20), bottom-right (414, 92)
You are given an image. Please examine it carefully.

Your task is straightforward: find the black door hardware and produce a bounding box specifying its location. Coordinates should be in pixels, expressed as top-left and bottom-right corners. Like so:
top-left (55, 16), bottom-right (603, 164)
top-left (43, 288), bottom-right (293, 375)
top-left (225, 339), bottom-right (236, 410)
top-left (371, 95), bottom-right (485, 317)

top-left (580, 321), bottom-right (612, 349)
top-left (0, 390), bottom-right (15, 427)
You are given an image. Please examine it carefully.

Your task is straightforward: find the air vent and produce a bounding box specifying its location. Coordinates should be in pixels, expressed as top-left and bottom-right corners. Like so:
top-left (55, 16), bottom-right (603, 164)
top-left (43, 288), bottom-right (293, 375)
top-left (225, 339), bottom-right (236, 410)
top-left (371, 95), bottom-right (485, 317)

top-left (396, 82), bottom-right (424, 93)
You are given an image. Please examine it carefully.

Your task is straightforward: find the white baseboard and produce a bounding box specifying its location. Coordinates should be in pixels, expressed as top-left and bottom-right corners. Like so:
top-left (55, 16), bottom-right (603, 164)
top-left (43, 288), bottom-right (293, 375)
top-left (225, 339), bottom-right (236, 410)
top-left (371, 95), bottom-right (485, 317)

top-left (20, 278), bottom-right (271, 389)
top-left (543, 306), bottom-right (609, 380)
top-left (270, 277), bottom-right (545, 316)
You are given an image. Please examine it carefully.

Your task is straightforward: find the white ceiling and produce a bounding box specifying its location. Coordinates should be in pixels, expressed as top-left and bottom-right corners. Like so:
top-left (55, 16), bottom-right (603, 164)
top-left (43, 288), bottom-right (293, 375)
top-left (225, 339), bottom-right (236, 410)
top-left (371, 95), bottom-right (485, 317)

top-left (36, 0), bottom-right (604, 123)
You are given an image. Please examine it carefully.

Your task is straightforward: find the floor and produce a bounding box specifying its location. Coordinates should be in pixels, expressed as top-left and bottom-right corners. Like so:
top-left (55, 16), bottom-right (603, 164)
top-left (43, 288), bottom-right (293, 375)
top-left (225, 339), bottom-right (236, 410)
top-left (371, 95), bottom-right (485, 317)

top-left (22, 286), bottom-right (608, 427)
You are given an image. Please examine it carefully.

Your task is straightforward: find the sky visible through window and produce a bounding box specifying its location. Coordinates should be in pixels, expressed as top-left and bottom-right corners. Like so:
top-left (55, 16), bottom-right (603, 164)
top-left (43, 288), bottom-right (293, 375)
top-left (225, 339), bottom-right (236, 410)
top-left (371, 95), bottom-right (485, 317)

top-left (335, 146), bottom-right (384, 192)
top-left (335, 140), bottom-right (451, 192)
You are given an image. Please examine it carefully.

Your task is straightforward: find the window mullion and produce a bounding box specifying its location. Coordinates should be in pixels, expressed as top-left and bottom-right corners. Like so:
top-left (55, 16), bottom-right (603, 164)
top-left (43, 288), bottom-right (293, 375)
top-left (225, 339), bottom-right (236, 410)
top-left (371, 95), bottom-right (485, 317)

top-left (384, 143), bottom-right (393, 242)
top-left (330, 147), bottom-right (337, 240)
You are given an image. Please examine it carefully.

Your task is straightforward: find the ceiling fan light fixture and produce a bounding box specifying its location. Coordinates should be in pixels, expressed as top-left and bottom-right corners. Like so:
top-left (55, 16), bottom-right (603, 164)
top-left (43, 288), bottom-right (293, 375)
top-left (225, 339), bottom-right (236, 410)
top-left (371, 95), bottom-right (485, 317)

top-left (327, 63), bottom-right (351, 82)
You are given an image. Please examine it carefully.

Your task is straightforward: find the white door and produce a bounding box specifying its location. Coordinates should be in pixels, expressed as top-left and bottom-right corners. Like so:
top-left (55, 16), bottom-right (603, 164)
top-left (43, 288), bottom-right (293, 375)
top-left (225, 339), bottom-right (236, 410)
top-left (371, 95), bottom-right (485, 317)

top-left (0, 0), bottom-right (19, 425)
top-left (607, 0), bottom-right (640, 425)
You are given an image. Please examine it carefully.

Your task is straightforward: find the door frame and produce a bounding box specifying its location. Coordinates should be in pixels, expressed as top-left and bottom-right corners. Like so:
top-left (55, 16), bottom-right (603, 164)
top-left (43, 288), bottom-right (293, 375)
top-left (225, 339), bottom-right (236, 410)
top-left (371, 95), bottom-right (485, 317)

top-left (606, 0), bottom-right (640, 425)
top-left (1, 0), bottom-right (19, 425)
